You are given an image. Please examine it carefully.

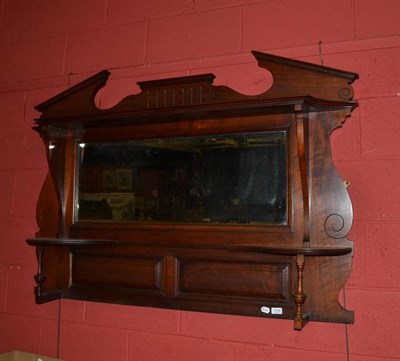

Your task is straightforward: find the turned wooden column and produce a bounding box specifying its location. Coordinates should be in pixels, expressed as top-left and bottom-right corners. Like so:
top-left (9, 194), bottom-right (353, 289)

top-left (293, 254), bottom-right (308, 330)
top-left (33, 245), bottom-right (46, 300)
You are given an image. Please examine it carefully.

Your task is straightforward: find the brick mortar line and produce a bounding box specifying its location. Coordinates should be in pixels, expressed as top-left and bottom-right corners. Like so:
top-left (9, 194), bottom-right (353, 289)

top-left (0, 36), bottom-right (398, 94)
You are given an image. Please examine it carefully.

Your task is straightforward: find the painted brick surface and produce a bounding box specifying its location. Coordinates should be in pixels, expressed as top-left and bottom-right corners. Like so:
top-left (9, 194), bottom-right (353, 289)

top-left (179, 311), bottom-right (347, 353)
top-left (0, 264), bottom-right (8, 313)
top-left (243, 0), bottom-right (355, 51)
top-left (12, 168), bottom-right (47, 217)
top-left (146, 7), bottom-right (242, 63)
top-left (128, 331), bottom-right (235, 361)
top-left (0, 0), bottom-right (398, 360)
top-left (0, 37), bottom-right (66, 83)
top-left (31, 0), bottom-right (107, 40)
top-left (0, 313), bottom-right (4, 353)
top-left (364, 223), bottom-right (400, 288)
top-left (0, 91), bottom-right (25, 128)
top-left (0, 92), bottom-right (27, 169)
top-left (6, 265), bottom-right (58, 320)
top-left (335, 159), bottom-right (399, 222)
top-left (350, 354), bottom-right (400, 361)
top-left (106, 0), bottom-right (193, 25)
top-left (359, 97), bottom-right (400, 158)
top-left (346, 289), bottom-right (400, 358)
top-left (40, 320), bottom-right (59, 358)
top-left (0, 0), bottom-right (35, 46)
top-left (194, 0), bottom-right (257, 11)
top-left (0, 171), bottom-right (15, 215)
top-left (354, 0), bottom-right (400, 39)
top-left (60, 299), bottom-right (85, 323)
top-left (85, 302), bottom-right (181, 334)
top-left (65, 22), bottom-right (147, 73)
top-left (0, 216), bottom-right (37, 265)
top-left (59, 322), bottom-right (128, 361)
top-left (0, 314), bottom-right (43, 355)
top-left (234, 343), bottom-right (348, 361)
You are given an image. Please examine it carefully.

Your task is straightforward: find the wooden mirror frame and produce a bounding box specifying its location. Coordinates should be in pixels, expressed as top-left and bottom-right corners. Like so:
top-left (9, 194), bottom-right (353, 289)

top-left (27, 51), bottom-right (358, 330)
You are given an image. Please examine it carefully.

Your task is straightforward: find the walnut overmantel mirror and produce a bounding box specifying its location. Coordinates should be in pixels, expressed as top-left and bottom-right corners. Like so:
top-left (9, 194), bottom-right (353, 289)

top-left (27, 51), bottom-right (358, 330)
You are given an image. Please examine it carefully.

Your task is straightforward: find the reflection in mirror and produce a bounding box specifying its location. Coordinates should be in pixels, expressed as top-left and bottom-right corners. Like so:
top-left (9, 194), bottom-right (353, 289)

top-left (76, 131), bottom-right (287, 224)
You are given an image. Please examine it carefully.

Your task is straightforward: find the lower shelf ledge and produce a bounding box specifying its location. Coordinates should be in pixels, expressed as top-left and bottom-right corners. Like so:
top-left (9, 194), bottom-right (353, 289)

top-left (228, 244), bottom-right (353, 256)
top-left (27, 237), bottom-right (352, 257)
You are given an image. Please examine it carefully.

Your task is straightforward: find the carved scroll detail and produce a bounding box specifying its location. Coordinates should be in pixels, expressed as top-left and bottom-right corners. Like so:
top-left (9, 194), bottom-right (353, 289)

top-left (324, 213), bottom-right (348, 239)
top-left (338, 86), bottom-right (353, 100)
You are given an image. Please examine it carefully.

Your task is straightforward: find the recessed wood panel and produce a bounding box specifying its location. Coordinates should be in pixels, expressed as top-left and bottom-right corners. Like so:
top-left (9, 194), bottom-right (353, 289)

top-left (72, 253), bottom-right (162, 291)
top-left (178, 259), bottom-right (291, 301)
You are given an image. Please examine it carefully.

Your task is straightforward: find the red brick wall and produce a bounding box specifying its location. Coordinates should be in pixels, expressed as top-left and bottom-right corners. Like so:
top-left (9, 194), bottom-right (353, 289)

top-left (0, 1), bottom-right (398, 360)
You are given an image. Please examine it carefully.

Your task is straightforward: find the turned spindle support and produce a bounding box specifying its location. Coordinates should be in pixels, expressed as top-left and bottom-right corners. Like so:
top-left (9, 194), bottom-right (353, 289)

top-left (293, 254), bottom-right (309, 330)
top-left (33, 245), bottom-right (46, 300)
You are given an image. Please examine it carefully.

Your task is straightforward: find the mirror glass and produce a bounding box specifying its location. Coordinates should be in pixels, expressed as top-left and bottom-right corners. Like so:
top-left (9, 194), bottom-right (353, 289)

top-left (76, 131), bottom-right (287, 224)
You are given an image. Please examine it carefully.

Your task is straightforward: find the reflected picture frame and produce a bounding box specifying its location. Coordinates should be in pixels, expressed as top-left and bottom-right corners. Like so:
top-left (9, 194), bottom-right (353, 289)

top-left (117, 169), bottom-right (133, 190)
top-left (102, 170), bottom-right (117, 189)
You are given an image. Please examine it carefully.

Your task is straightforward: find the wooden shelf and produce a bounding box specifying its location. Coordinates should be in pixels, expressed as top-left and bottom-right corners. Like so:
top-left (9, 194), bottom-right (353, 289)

top-left (28, 237), bottom-right (352, 257)
top-left (228, 244), bottom-right (353, 257)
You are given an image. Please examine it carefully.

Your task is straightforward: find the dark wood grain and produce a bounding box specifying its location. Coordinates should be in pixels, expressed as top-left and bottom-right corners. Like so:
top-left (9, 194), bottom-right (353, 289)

top-left (26, 51), bottom-right (358, 330)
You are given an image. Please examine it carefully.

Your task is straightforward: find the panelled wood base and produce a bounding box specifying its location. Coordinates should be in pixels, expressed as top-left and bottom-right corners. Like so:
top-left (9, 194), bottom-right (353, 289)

top-left (28, 238), bottom-right (354, 330)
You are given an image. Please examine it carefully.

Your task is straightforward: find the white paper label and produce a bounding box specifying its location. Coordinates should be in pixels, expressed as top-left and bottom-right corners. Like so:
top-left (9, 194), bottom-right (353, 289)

top-left (271, 307), bottom-right (283, 315)
top-left (260, 306), bottom-right (270, 314)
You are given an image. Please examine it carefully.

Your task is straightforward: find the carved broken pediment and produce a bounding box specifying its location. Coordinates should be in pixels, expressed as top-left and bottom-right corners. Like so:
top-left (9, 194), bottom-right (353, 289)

top-left (35, 51), bottom-right (358, 123)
